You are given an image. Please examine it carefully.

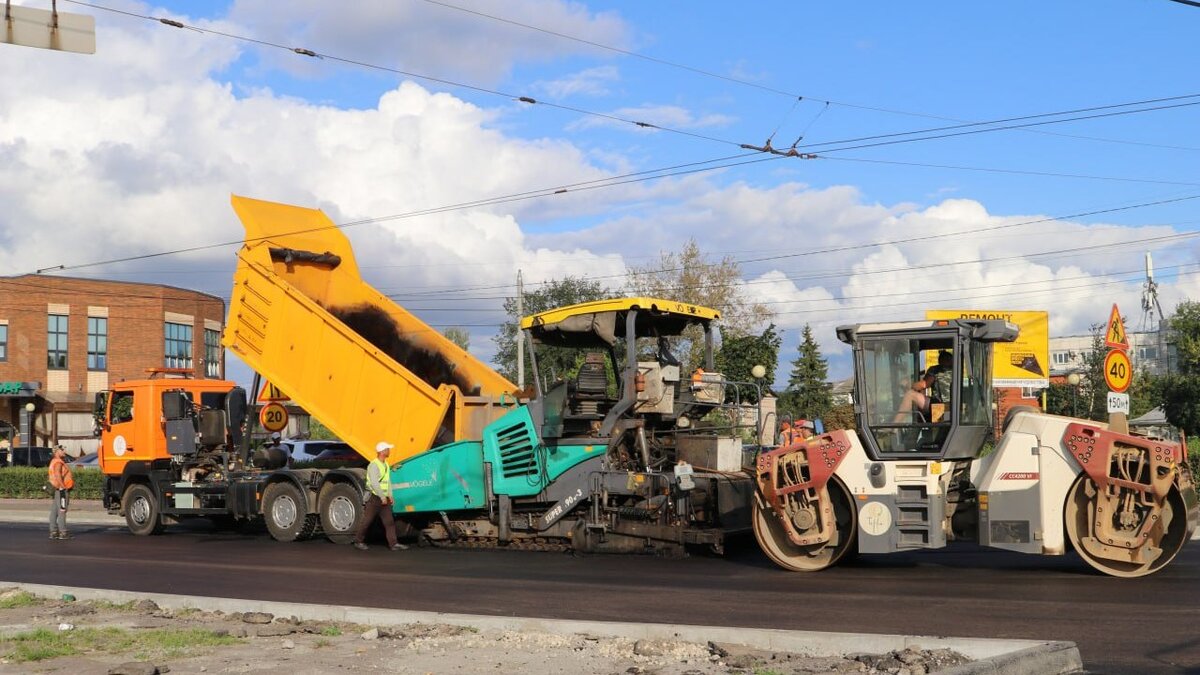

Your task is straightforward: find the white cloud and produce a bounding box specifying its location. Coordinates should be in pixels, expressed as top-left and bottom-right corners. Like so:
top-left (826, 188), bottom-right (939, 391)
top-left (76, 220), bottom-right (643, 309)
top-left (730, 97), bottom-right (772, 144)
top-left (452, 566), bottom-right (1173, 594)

top-left (226, 0), bottom-right (631, 84)
top-left (529, 182), bottom-right (1200, 375)
top-left (0, 7), bottom-right (636, 374)
top-left (532, 65), bottom-right (620, 99)
top-left (568, 104), bottom-right (735, 132)
top-left (2, 1), bottom-right (1197, 387)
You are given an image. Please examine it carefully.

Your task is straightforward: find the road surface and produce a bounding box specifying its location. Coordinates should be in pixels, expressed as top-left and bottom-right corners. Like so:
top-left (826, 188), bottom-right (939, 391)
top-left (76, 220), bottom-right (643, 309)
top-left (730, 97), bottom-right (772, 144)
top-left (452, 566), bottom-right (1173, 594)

top-left (1, 521), bottom-right (1196, 674)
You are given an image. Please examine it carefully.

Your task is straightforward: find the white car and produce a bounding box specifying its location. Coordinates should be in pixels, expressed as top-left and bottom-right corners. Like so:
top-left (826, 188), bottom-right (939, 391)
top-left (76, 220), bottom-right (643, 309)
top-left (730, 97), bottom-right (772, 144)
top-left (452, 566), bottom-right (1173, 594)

top-left (279, 440), bottom-right (352, 465)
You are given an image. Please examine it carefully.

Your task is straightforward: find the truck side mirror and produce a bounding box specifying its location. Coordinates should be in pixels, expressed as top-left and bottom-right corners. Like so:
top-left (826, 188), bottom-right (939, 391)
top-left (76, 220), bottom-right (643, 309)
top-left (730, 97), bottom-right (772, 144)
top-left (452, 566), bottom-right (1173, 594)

top-left (93, 391), bottom-right (110, 434)
top-left (226, 387), bottom-right (247, 448)
top-left (226, 387), bottom-right (247, 428)
top-left (162, 391), bottom-right (192, 421)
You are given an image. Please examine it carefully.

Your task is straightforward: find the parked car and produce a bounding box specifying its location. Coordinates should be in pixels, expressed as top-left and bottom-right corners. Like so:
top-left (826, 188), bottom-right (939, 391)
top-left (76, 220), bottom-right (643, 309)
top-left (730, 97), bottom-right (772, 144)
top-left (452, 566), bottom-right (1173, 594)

top-left (0, 446), bottom-right (54, 467)
top-left (280, 440), bottom-right (354, 466)
top-left (309, 445), bottom-right (368, 468)
top-left (70, 452), bottom-right (100, 468)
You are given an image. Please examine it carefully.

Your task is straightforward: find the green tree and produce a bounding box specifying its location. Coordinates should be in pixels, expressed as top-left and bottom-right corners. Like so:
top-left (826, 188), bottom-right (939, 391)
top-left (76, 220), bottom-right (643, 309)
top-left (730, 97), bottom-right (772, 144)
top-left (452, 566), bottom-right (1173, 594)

top-left (307, 417), bottom-right (339, 441)
top-left (625, 239), bottom-right (773, 370)
top-left (1169, 300), bottom-right (1200, 374)
top-left (492, 276), bottom-right (611, 384)
top-left (780, 324), bottom-right (833, 420)
top-left (823, 403), bottom-right (855, 431)
top-left (1159, 375), bottom-right (1200, 436)
top-left (442, 327), bottom-right (470, 350)
top-left (714, 324), bottom-right (782, 403)
top-left (1158, 300), bottom-right (1200, 434)
top-left (1077, 326), bottom-right (1110, 422)
top-left (1044, 382), bottom-right (1079, 417)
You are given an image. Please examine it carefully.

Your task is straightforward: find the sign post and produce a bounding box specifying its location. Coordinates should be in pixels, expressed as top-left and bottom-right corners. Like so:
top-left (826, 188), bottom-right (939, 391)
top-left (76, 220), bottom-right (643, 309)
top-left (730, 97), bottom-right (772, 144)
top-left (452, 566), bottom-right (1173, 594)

top-left (1, 4), bottom-right (96, 54)
top-left (1103, 304), bottom-right (1131, 434)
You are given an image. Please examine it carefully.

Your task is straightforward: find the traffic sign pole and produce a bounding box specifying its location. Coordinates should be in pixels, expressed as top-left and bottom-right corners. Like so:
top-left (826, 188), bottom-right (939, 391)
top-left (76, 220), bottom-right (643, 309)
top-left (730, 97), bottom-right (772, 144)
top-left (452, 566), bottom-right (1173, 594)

top-left (1103, 304), bottom-right (1131, 434)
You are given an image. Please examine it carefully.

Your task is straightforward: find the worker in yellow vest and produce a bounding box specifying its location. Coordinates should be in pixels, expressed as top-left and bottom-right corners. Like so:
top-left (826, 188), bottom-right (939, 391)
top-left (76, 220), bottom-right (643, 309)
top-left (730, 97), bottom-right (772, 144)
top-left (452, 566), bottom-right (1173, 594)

top-left (353, 441), bottom-right (407, 551)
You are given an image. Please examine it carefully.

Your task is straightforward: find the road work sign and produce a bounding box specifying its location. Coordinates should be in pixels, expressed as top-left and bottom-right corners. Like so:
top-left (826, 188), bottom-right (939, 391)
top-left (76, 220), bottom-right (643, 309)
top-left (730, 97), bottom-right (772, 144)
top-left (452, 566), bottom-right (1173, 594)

top-left (1105, 304), bottom-right (1129, 351)
top-left (926, 310), bottom-right (1049, 388)
top-left (257, 382), bottom-right (289, 402)
top-left (1103, 349), bottom-right (1132, 394)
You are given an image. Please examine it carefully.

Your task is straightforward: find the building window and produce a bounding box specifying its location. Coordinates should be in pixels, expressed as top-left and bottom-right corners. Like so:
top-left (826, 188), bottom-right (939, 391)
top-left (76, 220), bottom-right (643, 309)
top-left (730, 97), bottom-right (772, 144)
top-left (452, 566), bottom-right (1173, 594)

top-left (164, 322), bottom-right (193, 369)
top-left (204, 328), bottom-right (221, 378)
top-left (1138, 346), bottom-right (1158, 361)
top-left (1051, 351), bottom-right (1074, 366)
top-left (47, 314), bottom-right (68, 369)
top-left (1021, 386), bottom-right (1039, 399)
top-left (87, 317), bottom-right (108, 371)
top-left (0, 324), bottom-right (7, 362)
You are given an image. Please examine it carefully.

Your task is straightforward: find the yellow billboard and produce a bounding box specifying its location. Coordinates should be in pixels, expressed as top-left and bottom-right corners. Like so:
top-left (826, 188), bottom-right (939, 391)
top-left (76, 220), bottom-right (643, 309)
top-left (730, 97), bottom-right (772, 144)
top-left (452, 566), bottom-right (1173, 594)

top-left (925, 310), bottom-right (1049, 388)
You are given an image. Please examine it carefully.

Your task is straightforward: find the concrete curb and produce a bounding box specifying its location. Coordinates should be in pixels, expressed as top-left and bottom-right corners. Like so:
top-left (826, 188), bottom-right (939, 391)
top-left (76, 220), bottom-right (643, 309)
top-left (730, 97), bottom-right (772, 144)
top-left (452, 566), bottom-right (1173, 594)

top-left (938, 643), bottom-right (1084, 675)
top-left (0, 581), bottom-right (1082, 674)
top-left (1, 513), bottom-right (121, 526)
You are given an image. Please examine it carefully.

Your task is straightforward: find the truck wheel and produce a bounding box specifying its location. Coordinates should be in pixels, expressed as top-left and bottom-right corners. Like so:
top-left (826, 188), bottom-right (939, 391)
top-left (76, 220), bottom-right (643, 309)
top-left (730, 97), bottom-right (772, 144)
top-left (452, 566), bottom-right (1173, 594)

top-left (319, 482), bottom-right (363, 545)
top-left (263, 482), bottom-right (318, 542)
top-left (124, 484), bottom-right (164, 536)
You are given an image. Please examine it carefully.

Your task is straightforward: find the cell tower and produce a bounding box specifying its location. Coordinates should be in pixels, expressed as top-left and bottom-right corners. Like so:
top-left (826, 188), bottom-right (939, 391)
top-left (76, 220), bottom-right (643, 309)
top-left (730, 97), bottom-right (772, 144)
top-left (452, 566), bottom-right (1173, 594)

top-left (1139, 251), bottom-right (1168, 374)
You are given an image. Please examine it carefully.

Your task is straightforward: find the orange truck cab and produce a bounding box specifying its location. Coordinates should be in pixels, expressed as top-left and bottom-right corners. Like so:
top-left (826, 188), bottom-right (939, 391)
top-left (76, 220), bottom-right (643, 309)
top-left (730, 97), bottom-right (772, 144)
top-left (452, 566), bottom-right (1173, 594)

top-left (96, 376), bottom-right (239, 477)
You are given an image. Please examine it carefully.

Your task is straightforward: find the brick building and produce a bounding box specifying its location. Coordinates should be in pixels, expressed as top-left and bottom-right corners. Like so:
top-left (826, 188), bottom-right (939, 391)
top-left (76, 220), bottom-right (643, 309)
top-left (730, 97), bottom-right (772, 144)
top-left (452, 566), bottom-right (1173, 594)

top-left (0, 275), bottom-right (225, 455)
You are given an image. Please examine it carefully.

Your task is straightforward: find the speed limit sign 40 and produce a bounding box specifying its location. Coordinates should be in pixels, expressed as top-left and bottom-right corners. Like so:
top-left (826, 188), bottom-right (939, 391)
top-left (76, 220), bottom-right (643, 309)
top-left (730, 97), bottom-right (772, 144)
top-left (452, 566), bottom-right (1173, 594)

top-left (259, 402), bottom-right (289, 433)
top-left (1103, 349), bottom-right (1132, 393)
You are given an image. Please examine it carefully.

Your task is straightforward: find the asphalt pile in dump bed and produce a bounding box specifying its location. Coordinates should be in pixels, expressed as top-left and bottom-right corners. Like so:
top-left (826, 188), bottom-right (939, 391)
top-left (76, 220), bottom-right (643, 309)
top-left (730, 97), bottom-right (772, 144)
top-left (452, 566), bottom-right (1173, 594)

top-left (330, 303), bottom-right (474, 393)
top-left (0, 587), bottom-right (974, 674)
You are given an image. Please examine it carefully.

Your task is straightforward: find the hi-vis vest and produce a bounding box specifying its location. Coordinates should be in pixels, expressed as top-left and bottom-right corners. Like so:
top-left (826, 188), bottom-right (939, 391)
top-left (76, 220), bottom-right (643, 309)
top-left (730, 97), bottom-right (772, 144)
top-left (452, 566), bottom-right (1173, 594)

top-left (49, 457), bottom-right (74, 490)
top-left (368, 458), bottom-right (391, 498)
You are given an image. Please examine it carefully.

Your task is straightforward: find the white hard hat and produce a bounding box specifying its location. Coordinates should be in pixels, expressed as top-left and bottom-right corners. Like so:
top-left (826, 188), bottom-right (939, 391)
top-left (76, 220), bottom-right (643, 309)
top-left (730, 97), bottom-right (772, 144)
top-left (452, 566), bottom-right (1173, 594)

top-left (375, 441), bottom-right (394, 454)
top-left (270, 432), bottom-right (282, 440)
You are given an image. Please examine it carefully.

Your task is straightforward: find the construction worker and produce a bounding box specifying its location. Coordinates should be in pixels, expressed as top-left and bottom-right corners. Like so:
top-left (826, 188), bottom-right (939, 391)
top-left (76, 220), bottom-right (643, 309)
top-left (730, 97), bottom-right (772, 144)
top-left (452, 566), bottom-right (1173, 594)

top-left (795, 419), bottom-right (816, 440)
top-left (353, 441), bottom-right (407, 552)
top-left (926, 350), bottom-right (954, 404)
top-left (47, 445), bottom-right (74, 540)
top-left (777, 418), bottom-right (794, 446)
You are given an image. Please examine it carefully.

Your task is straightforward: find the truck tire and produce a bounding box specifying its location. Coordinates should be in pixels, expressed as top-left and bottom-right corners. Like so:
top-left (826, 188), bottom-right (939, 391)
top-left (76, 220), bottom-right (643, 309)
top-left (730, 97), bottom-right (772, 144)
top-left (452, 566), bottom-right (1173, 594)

top-left (263, 482), bottom-right (318, 542)
top-left (318, 482), bottom-right (363, 545)
top-left (124, 483), bottom-right (164, 536)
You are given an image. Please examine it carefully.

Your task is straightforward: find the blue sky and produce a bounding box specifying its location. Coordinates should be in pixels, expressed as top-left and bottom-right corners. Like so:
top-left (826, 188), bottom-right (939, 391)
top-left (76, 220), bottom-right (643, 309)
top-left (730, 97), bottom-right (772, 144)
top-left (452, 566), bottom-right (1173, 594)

top-left (3, 0), bottom-right (1198, 385)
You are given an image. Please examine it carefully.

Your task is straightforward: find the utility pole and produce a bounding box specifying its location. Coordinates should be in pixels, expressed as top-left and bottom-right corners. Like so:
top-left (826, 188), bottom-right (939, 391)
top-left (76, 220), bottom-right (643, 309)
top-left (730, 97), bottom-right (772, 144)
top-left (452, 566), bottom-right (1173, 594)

top-left (1140, 251), bottom-right (1168, 375)
top-left (516, 269), bottom-right (525, 389)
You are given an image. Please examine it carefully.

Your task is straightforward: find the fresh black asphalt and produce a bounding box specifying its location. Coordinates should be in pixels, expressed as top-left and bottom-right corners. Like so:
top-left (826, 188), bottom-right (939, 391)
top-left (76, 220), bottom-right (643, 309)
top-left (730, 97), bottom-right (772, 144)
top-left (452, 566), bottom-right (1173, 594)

top-left (1, 522), bottom-right (1196, 674)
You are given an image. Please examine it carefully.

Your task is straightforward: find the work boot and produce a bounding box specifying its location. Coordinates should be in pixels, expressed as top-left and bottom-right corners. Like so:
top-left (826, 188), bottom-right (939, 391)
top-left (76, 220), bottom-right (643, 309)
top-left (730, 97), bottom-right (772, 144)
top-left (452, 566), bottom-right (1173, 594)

top-left (49, 531), bottom-right (59, 540)
top-left (389, 543), bottom-right (408, 551)
top-left (353, 542), bottom-right (368, 551)
top-left (57, 531), bottom-right (72, 540)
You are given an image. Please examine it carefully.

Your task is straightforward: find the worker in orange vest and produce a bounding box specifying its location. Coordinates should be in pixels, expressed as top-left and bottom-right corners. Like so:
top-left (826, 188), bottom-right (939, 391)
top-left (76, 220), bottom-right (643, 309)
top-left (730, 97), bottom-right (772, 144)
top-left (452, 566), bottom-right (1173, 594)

top-left (47, 445), bottom-right (75, 540)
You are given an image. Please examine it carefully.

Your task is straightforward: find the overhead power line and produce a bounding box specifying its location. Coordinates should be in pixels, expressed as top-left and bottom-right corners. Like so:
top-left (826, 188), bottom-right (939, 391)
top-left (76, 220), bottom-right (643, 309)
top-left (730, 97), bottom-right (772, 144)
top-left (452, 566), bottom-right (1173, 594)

top-left (417, 0), bottom-right (1200, 153)
top-left (63, 0), bottom-right (1200, 161)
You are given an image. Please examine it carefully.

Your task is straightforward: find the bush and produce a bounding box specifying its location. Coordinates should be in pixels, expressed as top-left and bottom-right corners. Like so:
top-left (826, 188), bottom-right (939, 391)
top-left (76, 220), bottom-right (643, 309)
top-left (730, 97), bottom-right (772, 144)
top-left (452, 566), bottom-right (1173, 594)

top-left (0, 467), bottom-right (104, 499)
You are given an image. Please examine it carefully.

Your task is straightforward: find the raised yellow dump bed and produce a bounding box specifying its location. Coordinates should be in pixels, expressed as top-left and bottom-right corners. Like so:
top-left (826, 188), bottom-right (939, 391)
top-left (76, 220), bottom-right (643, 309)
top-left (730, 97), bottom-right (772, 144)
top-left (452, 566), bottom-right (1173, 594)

top-left (224, 195), bottom-right (518, 463)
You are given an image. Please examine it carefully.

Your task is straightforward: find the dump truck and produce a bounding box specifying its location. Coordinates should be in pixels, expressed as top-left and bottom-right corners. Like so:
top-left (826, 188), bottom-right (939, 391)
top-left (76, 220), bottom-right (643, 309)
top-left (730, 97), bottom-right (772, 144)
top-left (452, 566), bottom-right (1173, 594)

top-left (752, 319), bottom-right (1199, 577)
top-left (93, 195), bottom-right (756, 553)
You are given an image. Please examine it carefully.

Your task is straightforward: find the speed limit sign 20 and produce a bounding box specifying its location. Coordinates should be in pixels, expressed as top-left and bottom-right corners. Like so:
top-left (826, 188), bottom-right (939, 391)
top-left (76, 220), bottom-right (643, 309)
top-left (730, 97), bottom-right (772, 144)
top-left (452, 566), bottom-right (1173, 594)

top-left (259, 402), bottom-right (289, 433)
